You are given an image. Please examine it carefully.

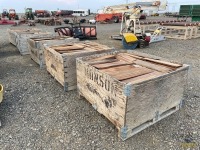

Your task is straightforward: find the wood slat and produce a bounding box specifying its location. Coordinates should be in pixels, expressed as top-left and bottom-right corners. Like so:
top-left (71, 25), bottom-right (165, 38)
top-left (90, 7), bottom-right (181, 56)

top-left (50, 43), bottom-right (74, 48)
top-left (122, 71), bottom-right (164, 84)
top-left (118, 53), bottom-right (143, 59)
top-left (32, 38), bottom-right (55, 41)
top-left (87, 55), bottom-right (116, 62)
top-left (54, 45), bottom-right (85, 51)
top-left (112, 67), bottom-right (153, 81)
top-left (93, 60), bottom-right (129, 69)
top-left (116, 53), bottom-right (137, 63)
top-left (101, 65), bottom-right (153, 81)
top-left (87, 59), bottom-right (118, 65)
top-left (118, 53), bottom-right (182, 68)
top-left (134, 59), bottom-right (173, 73)
top-left (58, 50), bottom-right (90, 54)
top-left (143, 57), bottom-right (182, 68)
top-left (100, 65), bottom-right (134, 75)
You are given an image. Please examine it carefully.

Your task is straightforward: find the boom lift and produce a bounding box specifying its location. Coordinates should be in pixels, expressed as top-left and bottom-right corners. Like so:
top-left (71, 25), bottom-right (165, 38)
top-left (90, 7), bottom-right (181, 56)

top-left (113, 6), bottom-right (151, 49)
top-left (110, 1), bottom-right (167, 49)
top-left (96, 0), bottom-right (166, 22)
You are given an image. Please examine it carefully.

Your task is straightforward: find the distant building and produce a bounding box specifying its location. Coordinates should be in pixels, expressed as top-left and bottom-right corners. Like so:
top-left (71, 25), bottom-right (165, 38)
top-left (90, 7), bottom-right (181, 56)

top-left (72, 9), bottom-right (90, 16)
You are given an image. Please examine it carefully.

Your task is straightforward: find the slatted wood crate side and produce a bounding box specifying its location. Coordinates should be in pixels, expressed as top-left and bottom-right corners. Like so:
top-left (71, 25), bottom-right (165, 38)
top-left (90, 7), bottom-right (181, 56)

top-left (62, 48), bottom-right (114, 68)
top-left (123, 65), bottom-right (189, 140)
top-left (7, 28), bottom-right (41, 46)
top-left (61, 48), bottom-right (115, 91)
top-left (8, 30), bottom-right (18, 46)
top-left (44, 46), bottom-right (65, 87)
top-left (44, 43), bottom-right (114, 91)
top-left (17, 33), bottom-right (53, 55)
top-left (76, 59), bottom-right (127, 129)
top-left (7, 29), bottom-right (27, 46)
top-left (28, 38), bottom-right (78, 69)
top-left (28, 43), bottom-right (44, 67)
top-left (76, 50), bottom-right (189, 141)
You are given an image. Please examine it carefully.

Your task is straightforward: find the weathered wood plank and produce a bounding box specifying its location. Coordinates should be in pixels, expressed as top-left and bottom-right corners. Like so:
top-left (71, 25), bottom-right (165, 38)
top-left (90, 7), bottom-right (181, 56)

top-left (122, 71), bottom-right (163, 84)
top-left (134, 59), bottom-right (173, 73)
top-left (142, 57), bottom-right (182, 68)
top-left (93, 60), bottom-right (129, 69)
top-left (87, 59), bottom-right (118, 65)
top-left (113, 67), bottom-right (153, 81)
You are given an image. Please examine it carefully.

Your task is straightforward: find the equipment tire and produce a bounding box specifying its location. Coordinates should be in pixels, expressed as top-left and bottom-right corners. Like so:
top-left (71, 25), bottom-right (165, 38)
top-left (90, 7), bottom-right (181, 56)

top-left (113, 16), bottom-right (119, 23)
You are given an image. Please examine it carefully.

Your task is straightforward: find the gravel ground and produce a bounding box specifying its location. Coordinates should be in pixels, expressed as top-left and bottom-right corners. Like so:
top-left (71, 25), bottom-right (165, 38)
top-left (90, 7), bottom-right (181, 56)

top-left (0, 17), bottom-right (200, 150)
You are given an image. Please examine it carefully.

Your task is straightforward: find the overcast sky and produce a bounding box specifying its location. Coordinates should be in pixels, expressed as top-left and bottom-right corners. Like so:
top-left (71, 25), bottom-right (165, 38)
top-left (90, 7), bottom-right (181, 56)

top-left (0, 0), bottom-right (199, 12)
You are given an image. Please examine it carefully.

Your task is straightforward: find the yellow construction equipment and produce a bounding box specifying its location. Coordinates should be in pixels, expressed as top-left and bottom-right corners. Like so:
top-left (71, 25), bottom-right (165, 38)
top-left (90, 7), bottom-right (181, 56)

top-left (123, 33), bottom-right (138, 43)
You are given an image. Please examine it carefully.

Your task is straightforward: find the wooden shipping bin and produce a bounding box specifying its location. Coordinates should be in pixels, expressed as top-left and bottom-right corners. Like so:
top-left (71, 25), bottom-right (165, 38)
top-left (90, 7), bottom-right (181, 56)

top-left (76, 51), bottom-right (189, 140)
top-left (28, 36), bottom-right (78, 68)
top-left (7, 28), bottom-right (41, 46)
top-left (44, 41), bottom-right (114, 91)
top-left (7, 28), bottom-right (52, 55)
top-left (16, 33), bottom-right (54, 55)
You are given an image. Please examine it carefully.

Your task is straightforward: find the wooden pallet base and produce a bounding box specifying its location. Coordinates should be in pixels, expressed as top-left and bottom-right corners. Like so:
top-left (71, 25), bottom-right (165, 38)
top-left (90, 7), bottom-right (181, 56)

top-left (79, 91), bottom-right (182, 141)
top-left (119, 102), bottom-right (182, 141)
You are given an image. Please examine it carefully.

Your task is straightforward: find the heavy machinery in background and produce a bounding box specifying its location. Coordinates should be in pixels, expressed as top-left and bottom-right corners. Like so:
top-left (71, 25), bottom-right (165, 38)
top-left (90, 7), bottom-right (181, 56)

top-left (8, 9), bottom-right (19, 20)
top-left (2, 9), bottom-right (8, 18)
top-left (34, 10), bottom-right (50, 18)
top-left (55, 10), bottom-right (73, 17)
top-left (111, 6), bottom-right (150, 49)
top-left (25, 8), bottom-right (34, 20)
top-left (51, 11), bottom-right (57, 16)
top-left (111, 4), bottom-right (166, 49)
top-left (0, 9), bottom-right (16, 24)
top-left (95, 0), bottom-right (167, 23)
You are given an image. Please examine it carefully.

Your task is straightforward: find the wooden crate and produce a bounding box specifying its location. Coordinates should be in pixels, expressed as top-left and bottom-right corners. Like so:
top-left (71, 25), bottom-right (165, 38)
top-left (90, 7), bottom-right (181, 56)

top-left (7, 28), bottom-right (41, 46)
top-left (16, 32), bottom-right (54, 55)
top-left (28, 36), bottom-right (78, 68)
top-left (76, 51), bottom-right (189, 140)
top-left (44, 41), bottom-right (114, 91)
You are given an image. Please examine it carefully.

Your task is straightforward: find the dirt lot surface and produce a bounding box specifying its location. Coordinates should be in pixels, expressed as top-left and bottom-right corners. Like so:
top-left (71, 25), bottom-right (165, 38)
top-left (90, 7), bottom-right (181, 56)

top-left (0, 17), bottom-right (200, 149)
